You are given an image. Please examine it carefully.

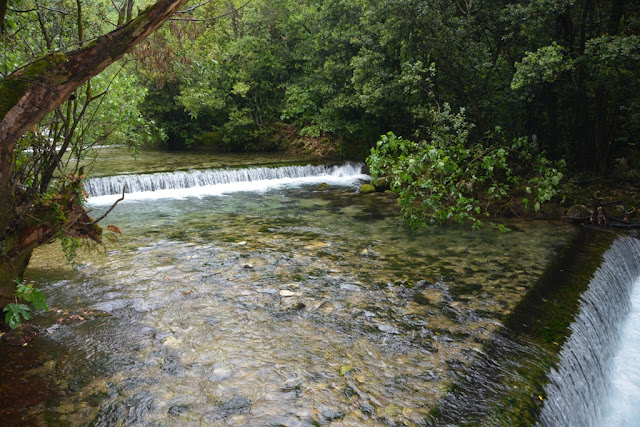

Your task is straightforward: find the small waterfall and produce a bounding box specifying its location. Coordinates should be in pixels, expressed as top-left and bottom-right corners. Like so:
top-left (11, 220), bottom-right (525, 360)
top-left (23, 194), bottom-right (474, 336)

top-left (85, 162), bottom-right (368, 204)
top-left (539, 236), bottom-right (640, 426)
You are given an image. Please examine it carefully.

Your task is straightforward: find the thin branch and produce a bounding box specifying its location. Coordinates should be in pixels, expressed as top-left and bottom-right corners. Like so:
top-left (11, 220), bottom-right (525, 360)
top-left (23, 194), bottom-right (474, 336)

top-left (82, 186), bottom-right (126, 226)
top-left (8, 6), bottom-right (69, 14)
top-left (176, 0), bottom-right (213, 14)
top-left (170, 0), bottom-right (253, 21)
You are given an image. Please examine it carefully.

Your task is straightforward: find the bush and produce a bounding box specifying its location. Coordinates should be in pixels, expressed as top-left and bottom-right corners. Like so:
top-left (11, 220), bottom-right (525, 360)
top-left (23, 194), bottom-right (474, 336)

top-left (367, 105), bottom-right (565, 228)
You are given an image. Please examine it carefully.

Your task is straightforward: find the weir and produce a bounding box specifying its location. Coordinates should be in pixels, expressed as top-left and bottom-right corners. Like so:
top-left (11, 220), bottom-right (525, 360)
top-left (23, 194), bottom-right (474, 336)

top-left (84, 163), bottom-right (367, 198)
top-left (539, 235), bottom-right (640, 426)
top-left (427, 231), bottom-right (640, 425)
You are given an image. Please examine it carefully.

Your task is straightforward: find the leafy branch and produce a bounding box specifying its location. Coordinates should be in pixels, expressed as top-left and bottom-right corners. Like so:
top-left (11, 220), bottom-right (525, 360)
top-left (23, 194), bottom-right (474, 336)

top-left (3, 278), bottom-right (49, 329)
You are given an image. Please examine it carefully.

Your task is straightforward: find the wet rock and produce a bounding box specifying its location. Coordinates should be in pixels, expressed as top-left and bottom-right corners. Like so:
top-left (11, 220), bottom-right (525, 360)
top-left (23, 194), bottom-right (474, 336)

top-left (163, 336), bottom-right (181, 349)
top-left (359, 184), bottom-right (376, 194)
top-left (567, 204), bottom-right (592, 218)
top-left (317, 407), bottom-right (346, 424)
top-left (540, 202), bottom-right (562, 217)
top-left (280, 299), bottom-right (306, 312)
top-left (92, 299), bottom-right (129, 313)
top-left (278, 290), bottom-right (299, 297)
top-left (317, 182), bottom-right (330, 190)
top-left (168, 404), bottom-right (189, 416)
top-left (162, 358), bottom-right (186, 376)
top-left (359, 402), bottom-right (375, 415)
top-left (204, 316), bottom-right (219, 327)
top-left (373, 177), bottom-right (391, 192)
top-left (377, 323), bottom-right (400, 334)
top-left (413, 289), bottom-right (444, 305)
top-left (421, 370), bottom-right (441, 381)
top-left (205, 395), bottom-right (251, 422)
top-left (304, 241), bottom-right (331, 250)
top-left (343, 385), bottom-right (356, 399)
top-left (318, 301), bottom-right (335, 313)
top-left (208, 365), bottom-right (234, 382)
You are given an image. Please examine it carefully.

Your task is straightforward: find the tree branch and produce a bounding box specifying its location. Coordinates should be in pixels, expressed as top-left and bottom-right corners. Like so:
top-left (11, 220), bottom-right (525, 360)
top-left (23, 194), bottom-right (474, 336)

top-left (170, 0), bottom-right (253, 21)
top-left (82, 186), bottom-right (126, 226)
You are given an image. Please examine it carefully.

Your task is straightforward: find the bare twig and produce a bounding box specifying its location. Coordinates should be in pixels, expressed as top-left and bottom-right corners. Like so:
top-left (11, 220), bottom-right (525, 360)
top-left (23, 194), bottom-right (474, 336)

top-left (170, 0), bottom-right (253, 21)
top-left (82, 186), bottom-right (126, 226)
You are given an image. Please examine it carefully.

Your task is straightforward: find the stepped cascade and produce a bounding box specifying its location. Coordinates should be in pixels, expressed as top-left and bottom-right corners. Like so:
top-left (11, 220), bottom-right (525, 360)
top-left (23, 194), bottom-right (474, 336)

top-left (84, 163), bottom-right (366, 198)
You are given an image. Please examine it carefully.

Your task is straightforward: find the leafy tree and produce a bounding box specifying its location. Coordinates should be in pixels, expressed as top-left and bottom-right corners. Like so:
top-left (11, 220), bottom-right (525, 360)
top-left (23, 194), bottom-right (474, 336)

top-left (0, 0), bottom-right (191, 312)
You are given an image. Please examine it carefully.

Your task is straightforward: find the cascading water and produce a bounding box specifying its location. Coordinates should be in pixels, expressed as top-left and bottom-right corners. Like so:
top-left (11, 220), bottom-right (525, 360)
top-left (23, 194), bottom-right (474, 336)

top-left (85, 162), bottom-right (368, 204)
top-left (539, 235), bottom-right (640, 426)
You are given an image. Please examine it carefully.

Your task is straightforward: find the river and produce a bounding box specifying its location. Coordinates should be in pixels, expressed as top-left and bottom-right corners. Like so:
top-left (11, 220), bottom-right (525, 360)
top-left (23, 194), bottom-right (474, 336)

top-left (4, 148), bottom-right (580, 425)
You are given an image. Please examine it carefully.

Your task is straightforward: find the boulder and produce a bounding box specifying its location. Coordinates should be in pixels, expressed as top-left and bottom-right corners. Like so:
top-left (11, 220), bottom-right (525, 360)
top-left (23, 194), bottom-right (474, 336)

top-left (567, 204), bottom-right (592, 218)
top-left (359, 184), bottom-right (376, 194)
top-left (373, 177), bottom-right (391, 192)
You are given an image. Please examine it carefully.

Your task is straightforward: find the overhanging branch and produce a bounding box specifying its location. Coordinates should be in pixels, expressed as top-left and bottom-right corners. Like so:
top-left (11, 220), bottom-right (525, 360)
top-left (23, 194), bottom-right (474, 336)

top-left (82, 186), bottom-right (126, 226)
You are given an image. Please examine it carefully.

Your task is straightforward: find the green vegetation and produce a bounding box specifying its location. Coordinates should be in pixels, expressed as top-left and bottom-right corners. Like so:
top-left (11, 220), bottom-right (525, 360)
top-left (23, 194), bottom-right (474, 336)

top-left (1, 1), bottom-right (639, 326)
top-left (3, 278), bottom-right (49, 329)
top-left (129, 0), bottom-right (638, 224)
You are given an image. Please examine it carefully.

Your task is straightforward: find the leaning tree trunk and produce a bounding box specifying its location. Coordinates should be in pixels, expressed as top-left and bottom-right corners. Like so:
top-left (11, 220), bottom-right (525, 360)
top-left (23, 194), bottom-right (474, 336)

top-left (0, 0), bottom-right (189, 307)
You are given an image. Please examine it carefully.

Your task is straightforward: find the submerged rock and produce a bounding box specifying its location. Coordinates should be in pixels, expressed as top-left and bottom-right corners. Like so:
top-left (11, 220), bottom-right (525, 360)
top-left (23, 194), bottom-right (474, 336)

top-left (2, 324), bottom-right (39, 346)
top-left (413, 288), bottom-right (445, 305)
top-left (279, 290), bottom-right (299, 297)
top-left (205, 395), bottom-right (251, 422)
top-left (318, 301), bottom-right (335, 313)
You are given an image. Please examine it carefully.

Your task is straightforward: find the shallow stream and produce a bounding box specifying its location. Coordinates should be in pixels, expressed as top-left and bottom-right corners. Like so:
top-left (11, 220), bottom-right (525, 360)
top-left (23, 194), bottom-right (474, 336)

top-left (13, 149), bottom-right (577, 425)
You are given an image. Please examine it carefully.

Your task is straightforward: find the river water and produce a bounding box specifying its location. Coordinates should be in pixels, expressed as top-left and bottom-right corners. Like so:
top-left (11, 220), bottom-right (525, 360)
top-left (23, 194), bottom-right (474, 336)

top-left (13, 149), bottom-right (578, 425)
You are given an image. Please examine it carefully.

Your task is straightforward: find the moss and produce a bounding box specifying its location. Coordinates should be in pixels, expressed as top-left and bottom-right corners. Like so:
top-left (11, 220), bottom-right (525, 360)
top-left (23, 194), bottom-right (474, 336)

top-left (0, 53), bottom-right (69, 118)
top-left (0, 77), bottom-right (30, 118)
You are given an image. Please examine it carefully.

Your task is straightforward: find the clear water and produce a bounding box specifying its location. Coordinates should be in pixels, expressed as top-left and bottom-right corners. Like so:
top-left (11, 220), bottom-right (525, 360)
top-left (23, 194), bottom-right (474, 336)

top-left (19, 150), bottom-right (576, 425)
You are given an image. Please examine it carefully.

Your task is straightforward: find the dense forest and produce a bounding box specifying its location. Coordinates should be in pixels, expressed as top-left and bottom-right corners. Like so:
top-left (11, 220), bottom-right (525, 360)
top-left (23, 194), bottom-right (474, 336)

top-left (5, 1), bottom-right (639, 165)
top-left (1, 1), bottom-right (640, 319)
top-left (137, 0), bottom-right (640, 175)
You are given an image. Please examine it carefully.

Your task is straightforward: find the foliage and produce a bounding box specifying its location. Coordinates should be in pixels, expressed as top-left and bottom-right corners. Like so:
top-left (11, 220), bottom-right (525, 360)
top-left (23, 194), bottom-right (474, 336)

top-left (3, 279), bottom-right (49, 329)
top-left (367, 118), bottom-right (566, 227)
top-left (0, 1), bottom-right (189, 310)
top-left (367, 105), bottom-right (507, 228)
top-left (130, 0), bottom-right (638, 172)
top-left (511, 43), bottom-right (574, 95)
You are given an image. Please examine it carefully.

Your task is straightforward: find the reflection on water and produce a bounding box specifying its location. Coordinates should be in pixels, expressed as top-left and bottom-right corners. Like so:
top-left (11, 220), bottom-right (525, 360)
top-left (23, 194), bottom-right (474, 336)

top-left (19, 182), bottom-right (575, 425)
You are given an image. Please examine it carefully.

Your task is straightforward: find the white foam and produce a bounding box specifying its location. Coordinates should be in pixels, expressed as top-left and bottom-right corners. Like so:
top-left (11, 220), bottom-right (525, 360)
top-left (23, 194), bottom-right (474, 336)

top-left (87, 163), bottom-right (369, 205)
